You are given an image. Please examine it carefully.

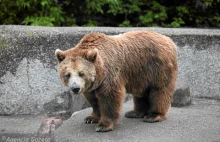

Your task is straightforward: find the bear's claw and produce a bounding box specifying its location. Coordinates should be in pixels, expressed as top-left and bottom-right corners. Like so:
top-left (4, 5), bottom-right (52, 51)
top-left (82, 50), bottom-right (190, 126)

top-left (84, 116), bottom-right (99, 124)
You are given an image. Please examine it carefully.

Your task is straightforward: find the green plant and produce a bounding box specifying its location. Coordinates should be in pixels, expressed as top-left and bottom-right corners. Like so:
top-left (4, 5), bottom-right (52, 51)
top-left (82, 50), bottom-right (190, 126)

top-left (22, 0), bottom-right (64, 26)
top-left (107, 0), bottom-right (142, 26)
top-left (0, 0), bottom-right (75, 26)
top-left (0, 0), bottom-right (219, 27)
top-left (83, 20), bottom-right (97, 27)
top-left (119, 20), bottom-right (131, 27)
top-left (139, 1), bottom-right (167, 26)
top-left (170, 18), bottom-right (185, 28)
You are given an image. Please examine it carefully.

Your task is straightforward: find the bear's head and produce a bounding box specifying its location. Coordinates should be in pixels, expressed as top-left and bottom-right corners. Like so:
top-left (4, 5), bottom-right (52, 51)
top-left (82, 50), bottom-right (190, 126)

top-left (55, 48), bottom-right (99, 94)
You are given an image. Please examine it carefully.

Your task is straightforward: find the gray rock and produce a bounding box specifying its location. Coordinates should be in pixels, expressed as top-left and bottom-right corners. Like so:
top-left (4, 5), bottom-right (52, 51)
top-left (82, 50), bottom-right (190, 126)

top-left (0, 58), bottom-right (68, 115)
top-left (0, 115), bottom-right (42, 134)
top-left (172, 78), bottom-right (191, 107)
top-left (0, 99), bottom-right (219, 142)
top-left (124, 94), bottom-right (133, 102)
top-left (37, 117), bottom-right (63, 136)
top-left (43, 91), bottom-right (72, 119)
top-left (0, 115), bottom-right (55, 142)
top-left (43, 90), bottom-right (91, 120)
top-left (70, 91), bottom-right (91, 114)
top-left (54, 98), bottom-right (220, 142)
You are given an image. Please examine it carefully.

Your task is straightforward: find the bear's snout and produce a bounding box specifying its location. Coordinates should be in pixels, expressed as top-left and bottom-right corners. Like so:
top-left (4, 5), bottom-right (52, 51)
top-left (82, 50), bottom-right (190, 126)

top-left (71, 83), bottom-right (80, 94)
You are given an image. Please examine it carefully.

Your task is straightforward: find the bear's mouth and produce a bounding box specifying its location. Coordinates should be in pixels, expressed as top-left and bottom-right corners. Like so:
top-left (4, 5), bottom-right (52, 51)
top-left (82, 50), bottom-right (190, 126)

top-left (71, 90), bottom-right (81, 95)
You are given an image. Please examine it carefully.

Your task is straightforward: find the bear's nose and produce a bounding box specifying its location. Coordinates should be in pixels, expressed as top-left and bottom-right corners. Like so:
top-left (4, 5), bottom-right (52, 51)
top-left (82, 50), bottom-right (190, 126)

top-left (71, 84), bottom-right (80, 94)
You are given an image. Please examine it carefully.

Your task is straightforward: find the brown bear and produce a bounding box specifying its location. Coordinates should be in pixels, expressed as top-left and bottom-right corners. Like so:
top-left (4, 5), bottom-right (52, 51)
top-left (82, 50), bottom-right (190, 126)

top-left (55, 31), bottom-right (178, 132)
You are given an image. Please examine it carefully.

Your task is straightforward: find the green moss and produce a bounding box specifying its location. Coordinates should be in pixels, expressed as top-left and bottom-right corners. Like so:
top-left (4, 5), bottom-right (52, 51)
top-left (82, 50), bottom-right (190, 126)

top-left (28, 31), bottom-right (34, 39)
top-left (0, 36), bottom-right (8, 49)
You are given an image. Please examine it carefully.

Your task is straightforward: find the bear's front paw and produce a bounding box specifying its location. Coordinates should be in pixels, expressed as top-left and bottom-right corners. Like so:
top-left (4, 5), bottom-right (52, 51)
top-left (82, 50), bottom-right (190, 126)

top-left (95, 124), bottom-right (113, 132)
top-left (125, 110), bottom-right (145, 118)
top-left (84, 116), bottom-right (99, 124)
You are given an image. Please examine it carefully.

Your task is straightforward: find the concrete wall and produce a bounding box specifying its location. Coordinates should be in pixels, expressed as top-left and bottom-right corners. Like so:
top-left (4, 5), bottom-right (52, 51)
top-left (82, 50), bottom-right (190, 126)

top-left (0, 25), bottom-right (219, 115)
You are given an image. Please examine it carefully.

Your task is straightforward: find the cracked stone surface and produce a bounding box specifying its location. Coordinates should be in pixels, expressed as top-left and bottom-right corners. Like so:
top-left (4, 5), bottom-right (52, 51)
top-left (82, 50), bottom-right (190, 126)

top-left (177, 44), bottom-right (220, 99)
top-left (172, 77), bottom-right (191, 107)
top-left (55, 98), bottom-right (220, 142)
top-left (0, 58), bottom-right (67, 115)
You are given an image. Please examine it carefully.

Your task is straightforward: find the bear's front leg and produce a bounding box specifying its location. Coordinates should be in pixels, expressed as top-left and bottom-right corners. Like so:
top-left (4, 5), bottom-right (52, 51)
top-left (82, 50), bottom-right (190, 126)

top-left (95, 86), bottom-right (125, 132)
top-left (83, 91), bottom-right (100, 124)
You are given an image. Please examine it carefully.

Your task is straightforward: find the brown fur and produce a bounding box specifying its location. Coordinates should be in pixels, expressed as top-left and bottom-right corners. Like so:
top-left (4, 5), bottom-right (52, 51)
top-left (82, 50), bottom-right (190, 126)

top-left (55, 31), bottom-right (178, 132)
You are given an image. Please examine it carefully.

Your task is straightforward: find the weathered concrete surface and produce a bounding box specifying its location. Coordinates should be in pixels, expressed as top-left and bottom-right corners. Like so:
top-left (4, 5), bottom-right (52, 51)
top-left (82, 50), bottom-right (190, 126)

top-left (0, 115), bottom-right (42, 134)
top-left (55, 98), bottom-right (220, 142)
top-left (177, 41), bottom-right (220, 100)
top-left (43, 90), bottom-right (90, 119)
top-left (0, 115), bottom-right (54, 142)
top-left (172, 77), bottom-right (191, 107)
top-left (0, 25), bottom-right (219, 115)
top-left (0, 57), bottom-right (68, 115)
top-left (0, 98), bottom-right (219, 142)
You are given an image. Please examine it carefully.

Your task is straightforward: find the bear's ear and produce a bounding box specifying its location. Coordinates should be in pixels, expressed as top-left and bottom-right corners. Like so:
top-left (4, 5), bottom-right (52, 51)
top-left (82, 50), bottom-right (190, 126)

top-left (85, 48), bottom-right (98, 62)
top-left (55, 49), bottom-right (65, 63)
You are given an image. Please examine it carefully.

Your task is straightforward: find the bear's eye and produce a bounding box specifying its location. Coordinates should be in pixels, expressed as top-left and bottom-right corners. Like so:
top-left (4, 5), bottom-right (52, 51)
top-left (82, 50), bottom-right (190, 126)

top-left (78, 71), bottom-right (84, 77)
top-left (64, 72), bottom-right (71, 80)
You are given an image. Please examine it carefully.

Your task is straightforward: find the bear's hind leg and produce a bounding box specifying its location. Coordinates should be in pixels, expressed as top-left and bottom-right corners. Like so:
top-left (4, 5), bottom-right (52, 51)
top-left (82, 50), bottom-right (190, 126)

top-left (125, 96), bottom-right (150, 118)
top-left (83, 91), bottom-right (100, 124)
top-left (143, 88), bottom-right (172, 123)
